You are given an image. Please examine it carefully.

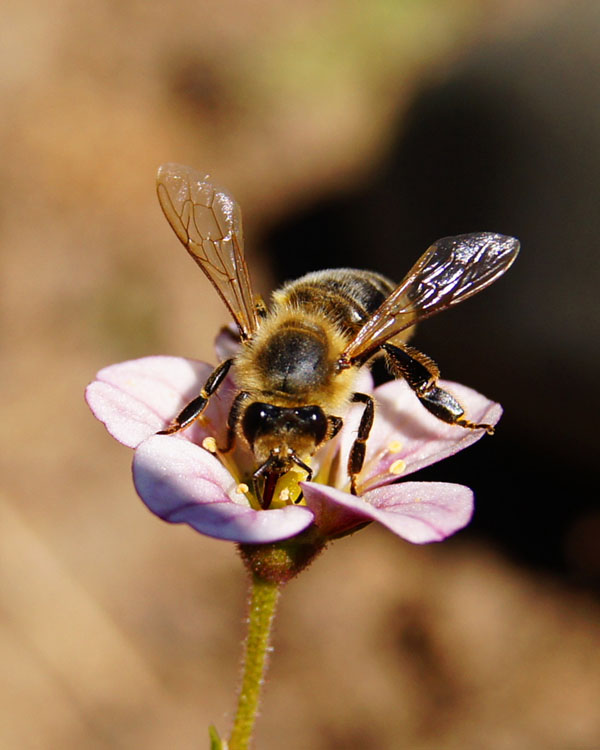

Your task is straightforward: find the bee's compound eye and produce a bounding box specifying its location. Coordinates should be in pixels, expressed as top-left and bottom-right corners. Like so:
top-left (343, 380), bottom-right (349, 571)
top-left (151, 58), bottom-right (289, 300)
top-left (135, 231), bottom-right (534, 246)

top-left (294, 406), bottom-right (328, 445)
top-left (241, 402), bottom-right (276, 445)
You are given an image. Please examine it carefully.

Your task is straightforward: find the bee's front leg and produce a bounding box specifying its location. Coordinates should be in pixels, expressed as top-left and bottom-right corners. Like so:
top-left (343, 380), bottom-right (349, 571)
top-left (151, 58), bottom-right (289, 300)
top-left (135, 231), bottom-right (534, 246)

top-left (383, 343), bottom-right (494, 434)
top-left (218, 390), bottom-right (252, 452)
top-left (157, 358), bottom-right (234, 435)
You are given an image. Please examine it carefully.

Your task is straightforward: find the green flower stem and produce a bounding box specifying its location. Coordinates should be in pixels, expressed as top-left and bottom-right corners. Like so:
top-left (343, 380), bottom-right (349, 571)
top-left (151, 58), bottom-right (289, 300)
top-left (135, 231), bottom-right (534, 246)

top-left (228, 574), bottom-right (281, 750)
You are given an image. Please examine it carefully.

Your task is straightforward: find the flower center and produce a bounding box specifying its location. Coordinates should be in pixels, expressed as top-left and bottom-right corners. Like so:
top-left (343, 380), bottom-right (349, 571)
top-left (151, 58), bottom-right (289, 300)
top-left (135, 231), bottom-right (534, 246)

top-left (268, 465), bottom-right (309, 509)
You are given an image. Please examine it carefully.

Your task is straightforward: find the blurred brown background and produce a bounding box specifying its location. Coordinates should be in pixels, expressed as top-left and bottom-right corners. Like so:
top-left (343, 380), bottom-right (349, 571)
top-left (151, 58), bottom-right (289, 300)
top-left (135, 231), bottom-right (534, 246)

top-left (2, 0), bottom-right (600, 748)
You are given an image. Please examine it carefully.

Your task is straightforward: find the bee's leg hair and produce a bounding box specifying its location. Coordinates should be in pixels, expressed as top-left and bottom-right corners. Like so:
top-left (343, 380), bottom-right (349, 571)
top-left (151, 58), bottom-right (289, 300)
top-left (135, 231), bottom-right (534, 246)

top-left (383, 343), bottom-right (494, 435)
top-left (348, 392), bottom-right (375, 495)
top-left (157, 358), bottom-right (234, 435)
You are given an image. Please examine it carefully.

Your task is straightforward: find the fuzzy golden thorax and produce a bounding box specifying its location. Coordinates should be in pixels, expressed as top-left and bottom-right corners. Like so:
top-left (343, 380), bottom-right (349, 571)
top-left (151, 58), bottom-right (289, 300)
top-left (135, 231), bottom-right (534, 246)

top-left (233, 307), bottom-right (359, 414)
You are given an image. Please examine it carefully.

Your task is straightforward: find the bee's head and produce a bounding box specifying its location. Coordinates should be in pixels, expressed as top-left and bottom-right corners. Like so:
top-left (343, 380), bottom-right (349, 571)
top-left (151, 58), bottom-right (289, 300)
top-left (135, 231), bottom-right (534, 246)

top-left (242, 402), bottom-right (328, 463)
top-left (241, 402), bottom-right (329, 509)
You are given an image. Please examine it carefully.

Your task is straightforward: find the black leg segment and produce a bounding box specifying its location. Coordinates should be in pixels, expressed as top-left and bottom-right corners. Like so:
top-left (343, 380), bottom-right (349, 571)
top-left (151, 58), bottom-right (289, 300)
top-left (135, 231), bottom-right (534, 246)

top-left (327, 415), bottom-right (344, 440)
top-left (157, 358), bottom-right (234, 435)
top-left (348, 392), bottom-right (375, 495)
top-left (383, 343), bottom-right (494, 434)
top-left (219, 390), bottom-right (252, 452)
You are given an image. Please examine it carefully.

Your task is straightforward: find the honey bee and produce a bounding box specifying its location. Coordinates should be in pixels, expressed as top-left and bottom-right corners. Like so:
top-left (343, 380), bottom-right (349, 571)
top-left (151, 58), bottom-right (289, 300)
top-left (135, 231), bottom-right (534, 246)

top-left (156, 163), bottom-right (519, 509)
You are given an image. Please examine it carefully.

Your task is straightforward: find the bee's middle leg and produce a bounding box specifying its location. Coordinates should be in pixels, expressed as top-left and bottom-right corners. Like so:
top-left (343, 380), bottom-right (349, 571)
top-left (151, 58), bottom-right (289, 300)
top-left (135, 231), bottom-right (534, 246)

top-left (348, 392), bottom-right (375, 495)
top-left (157, 358), bottom-right (233, 435)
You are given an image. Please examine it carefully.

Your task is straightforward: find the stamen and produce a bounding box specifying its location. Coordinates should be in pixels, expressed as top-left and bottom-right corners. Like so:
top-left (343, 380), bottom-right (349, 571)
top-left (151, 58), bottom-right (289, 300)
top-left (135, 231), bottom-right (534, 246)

top-left (279, 488), bottom-right (291, 502)
top-left (236, 483), bottom-right (249, 495)
top-left (389, 459), bottom-right (406, 476)
top-left (202, 436), bottom-right (217, 453)
top-left (358, 438), bottom-right (406, 489)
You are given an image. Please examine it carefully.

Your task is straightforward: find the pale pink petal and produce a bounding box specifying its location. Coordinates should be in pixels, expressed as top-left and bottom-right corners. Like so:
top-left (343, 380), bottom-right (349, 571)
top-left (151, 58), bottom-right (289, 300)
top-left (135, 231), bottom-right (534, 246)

top-left (298, 483), bottom-right (368, 538)
top-left (366, 379), bottom-right (500, 487)
top-left (85, 356), bottom-right (236, 448)
top-left (332, 378), bottom-right (500, 493)
top-left (302, 481), bottom-right (473, 543)
top-left (133, 435), bottom-right (314, 543)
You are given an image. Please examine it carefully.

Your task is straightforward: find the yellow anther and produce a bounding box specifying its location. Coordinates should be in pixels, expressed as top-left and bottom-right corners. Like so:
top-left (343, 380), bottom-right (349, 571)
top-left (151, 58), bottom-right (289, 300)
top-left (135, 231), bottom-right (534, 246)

top-left (389, 458), bottom-right (406, 475)
top-left (388, 440), bottom-right (403, 454)
top-left (279, 488), bottom-right (291, 502)
top-left (202, 436), bottom-right (217, 453)
top-left (236, 483), bottom-right (249, 495)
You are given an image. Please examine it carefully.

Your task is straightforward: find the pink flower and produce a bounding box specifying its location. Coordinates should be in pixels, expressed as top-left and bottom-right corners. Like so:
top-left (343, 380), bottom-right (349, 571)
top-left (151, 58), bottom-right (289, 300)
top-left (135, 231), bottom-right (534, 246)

top-left (85, 355), bottom-right (501, 545)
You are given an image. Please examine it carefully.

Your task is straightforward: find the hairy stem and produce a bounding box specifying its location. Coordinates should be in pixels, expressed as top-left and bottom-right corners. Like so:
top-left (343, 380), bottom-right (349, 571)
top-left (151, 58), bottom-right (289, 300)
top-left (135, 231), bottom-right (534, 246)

top-left (228, 575), bottom-right (281, 750)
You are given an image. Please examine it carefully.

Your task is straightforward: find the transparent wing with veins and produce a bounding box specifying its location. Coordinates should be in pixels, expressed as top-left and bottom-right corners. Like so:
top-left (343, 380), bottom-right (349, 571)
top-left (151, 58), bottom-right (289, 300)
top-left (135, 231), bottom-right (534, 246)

top-left (156, 163), bottom-right (259, 340)
top-left (342, 232), bottom-right (520, 363)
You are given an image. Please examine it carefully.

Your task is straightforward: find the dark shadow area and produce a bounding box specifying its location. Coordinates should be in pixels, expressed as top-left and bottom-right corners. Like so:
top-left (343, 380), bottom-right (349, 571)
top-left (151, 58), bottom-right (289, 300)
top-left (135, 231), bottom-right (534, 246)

top-left (263, 8), bottom-right (600, 587)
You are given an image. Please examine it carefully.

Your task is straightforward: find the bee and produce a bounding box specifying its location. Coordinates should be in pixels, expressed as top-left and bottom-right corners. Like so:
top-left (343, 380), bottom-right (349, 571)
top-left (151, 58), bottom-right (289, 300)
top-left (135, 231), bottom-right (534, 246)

top-left (156, 163), bottom-right (519, 509)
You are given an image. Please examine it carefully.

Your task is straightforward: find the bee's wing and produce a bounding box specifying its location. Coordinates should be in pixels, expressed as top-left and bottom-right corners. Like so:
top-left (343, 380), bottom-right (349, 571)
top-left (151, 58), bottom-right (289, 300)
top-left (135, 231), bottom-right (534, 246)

top-left (157, 163), bottom-right (259, 340)
top-left (342, 232), bottom-right (520, 363)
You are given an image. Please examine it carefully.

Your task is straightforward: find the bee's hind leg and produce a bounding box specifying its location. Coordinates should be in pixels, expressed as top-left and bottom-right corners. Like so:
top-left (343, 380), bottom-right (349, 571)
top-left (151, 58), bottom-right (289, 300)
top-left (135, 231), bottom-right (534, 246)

top-left (383, 343), bottom-right (494, 434)
top-left (157, 358), bottom-right (234, 435)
